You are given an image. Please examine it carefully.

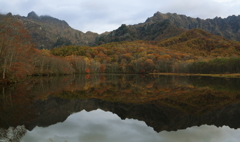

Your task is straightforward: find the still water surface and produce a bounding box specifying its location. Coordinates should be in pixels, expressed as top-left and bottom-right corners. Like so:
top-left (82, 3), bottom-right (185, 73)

top-left (1, 74), bottom-right (240, 142)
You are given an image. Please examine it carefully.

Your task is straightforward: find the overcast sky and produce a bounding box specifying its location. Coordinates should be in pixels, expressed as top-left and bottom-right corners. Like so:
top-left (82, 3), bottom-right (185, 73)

top-left (0, 0), bottom-right (240, 33)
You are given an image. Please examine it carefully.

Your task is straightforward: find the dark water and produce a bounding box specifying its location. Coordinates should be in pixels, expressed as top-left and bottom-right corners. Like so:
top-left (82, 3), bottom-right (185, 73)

top-left (1, 74), bottom-right (240, 142)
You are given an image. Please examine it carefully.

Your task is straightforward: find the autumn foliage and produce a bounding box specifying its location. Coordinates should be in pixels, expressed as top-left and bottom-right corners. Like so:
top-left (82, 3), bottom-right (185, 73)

top-left (0, 15), bottom-right (74, 82)
top-left (0, 16), bottom-right (34, 82)
top-left (2, 14), bottom-right (240, 83)
top-left (51, 41), bottom-right (198, 74)
top-left (50, 29), bottom-right (240, 75)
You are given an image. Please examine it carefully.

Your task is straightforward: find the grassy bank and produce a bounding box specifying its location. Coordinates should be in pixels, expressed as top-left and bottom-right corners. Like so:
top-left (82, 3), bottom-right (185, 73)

top-left (150, 73), bottom-right (240, 78)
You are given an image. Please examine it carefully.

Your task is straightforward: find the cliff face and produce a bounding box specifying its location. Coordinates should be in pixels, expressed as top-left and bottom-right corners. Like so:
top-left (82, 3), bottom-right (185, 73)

top-left (13, 11), bottom-right (99, 49)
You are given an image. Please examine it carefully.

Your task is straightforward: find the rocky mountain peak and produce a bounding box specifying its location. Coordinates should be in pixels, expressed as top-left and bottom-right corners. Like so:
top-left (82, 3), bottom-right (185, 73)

top-left (146, 12), bottom-right (192, 23)
top-left (26, 11), bottom-right (70, 28)
top-left (146, 11), bottom-right (166, 22)
top-left (27, 11), bottom-right (40, 20)
top-left (6, 12), bottom-right (12, 16)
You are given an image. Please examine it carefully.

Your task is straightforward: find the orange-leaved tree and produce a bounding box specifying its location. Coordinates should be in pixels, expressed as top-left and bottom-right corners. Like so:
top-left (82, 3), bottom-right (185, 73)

top-left (0, 15), bottom-right (35, 81)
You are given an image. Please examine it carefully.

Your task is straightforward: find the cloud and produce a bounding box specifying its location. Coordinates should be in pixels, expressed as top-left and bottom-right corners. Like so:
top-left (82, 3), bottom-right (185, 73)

top-left (152, 0), bottom-right (224, 19)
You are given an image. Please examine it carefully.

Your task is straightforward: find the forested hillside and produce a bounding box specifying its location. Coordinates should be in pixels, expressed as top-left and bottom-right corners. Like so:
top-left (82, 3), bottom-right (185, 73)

top-left (156, 29), bottom-right (240, 57)
top-left (51, 30), bottom-right (240, 75)
top-left (51, 41), bottom-right (197, 74)
top-left (1, 11), bottom-right (240, 83)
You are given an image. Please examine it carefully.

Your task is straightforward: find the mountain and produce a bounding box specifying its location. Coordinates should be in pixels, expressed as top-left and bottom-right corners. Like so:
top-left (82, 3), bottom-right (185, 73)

top-left (95, 12), bottom-right (240, 45)
top-left (2, 11), bottom-right (240, 49)
top-left (3, 11), bottom-right (99, 49)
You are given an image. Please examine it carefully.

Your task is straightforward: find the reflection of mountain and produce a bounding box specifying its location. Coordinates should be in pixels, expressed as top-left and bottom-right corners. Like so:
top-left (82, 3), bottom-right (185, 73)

top-left (1, 75), bottom-right (240, 133)
top-left (22, 97), bottom-right (240, 132)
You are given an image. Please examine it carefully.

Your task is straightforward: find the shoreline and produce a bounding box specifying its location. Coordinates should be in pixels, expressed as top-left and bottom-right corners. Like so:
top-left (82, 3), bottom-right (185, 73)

top-left (150, 73), bottom-right (240, 78)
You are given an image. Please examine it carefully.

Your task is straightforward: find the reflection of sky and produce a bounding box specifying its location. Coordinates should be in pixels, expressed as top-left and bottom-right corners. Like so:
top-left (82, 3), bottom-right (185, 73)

top-left (21, 109), bottom-right (240, 142)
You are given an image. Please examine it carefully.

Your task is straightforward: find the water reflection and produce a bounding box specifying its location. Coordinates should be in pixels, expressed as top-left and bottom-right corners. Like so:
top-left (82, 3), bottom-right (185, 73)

top-left (1, 74), bottom-right (240, 141)
top-left (21, 109), bottom-right (240, 142)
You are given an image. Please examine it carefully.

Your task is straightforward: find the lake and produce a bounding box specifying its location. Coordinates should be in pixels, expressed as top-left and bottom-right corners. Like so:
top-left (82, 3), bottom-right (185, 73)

top-left (1, 74), bottom-right (240, 142)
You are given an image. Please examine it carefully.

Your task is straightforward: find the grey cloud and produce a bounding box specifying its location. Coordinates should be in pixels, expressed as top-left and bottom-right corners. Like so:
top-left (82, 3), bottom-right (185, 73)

top-left (157, 0), bottom-right (224, 19)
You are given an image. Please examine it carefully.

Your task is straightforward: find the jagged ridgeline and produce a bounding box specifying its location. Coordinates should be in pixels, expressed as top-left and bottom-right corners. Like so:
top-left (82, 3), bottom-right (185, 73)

top-left (95, 12), bottom-right (240, 45)
top-left (2, 11), bottom-right (240, 49)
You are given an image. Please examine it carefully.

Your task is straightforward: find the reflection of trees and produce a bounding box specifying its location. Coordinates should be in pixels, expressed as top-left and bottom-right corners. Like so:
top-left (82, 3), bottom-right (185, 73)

top-left (0, 126), bottom-right (26, 142)
top-left (51, 75), bottom-right (240, 115)
top-left (1, 74), bottom-right (240, 136)
top-left (0, 76), bottom-right (78, 130)
top-left (0, 84), bottom-right (35, 129)
top-left (190, 76), bottom-right (240, 92)
top-left (4, 75), bottom-right (240, 105)
top-left (2, 75), bottom-right (240, 111)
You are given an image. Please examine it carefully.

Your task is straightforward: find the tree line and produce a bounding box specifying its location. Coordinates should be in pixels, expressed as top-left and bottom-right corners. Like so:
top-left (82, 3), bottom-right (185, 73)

top-left (188, 57), bottom-right (240, 74)
top-left (51, 41), bottom-right (197, 74)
